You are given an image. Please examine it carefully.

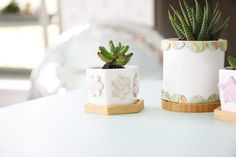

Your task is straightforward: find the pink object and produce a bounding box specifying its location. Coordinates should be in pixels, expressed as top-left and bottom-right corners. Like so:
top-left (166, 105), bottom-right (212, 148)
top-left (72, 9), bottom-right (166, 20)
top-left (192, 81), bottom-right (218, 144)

top-left (218, 76), bottom-right (236, 104)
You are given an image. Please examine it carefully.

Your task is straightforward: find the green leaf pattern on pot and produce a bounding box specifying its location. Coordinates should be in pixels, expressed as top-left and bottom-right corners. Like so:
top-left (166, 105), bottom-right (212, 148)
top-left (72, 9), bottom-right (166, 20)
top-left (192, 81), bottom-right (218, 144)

top-left (133, 72), bottom-right (139, 97)
top-left (170, 94), bottom-right (180, 103)
top-left (220, 40), bottom-right (227, 51)
top-left (110, 75), bottom-right (131, 99)
top-left (207, 94), bottom-right (220, 103)
top-left (162, 40), bottom-right (227, 52)
top-left (186, 41), bottom-right (205, 53)
top-left (161, 41), bottom-right (171, 51)
top-left (190, 95), bottom-right (205, 104)
top-left (162, 91), bottom-right (170, 101)
top-left (205, 41), bottom-right (219, 51)
top-left (88, 75), bottom-right (104, 97)
top-left (170, 94), bottom-right (187, 103)
top-left (162, 91), bottom-right (220, 104)
top-left (171, 42), bottom-right (185, 49)
top-left (179, 95), bottom-right (188, 103)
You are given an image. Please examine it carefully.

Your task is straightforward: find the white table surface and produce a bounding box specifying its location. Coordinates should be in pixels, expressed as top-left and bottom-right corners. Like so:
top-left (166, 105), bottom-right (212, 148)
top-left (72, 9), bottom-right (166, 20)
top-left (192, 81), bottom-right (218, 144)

top-left (0, 80), bottom-right (236, 157)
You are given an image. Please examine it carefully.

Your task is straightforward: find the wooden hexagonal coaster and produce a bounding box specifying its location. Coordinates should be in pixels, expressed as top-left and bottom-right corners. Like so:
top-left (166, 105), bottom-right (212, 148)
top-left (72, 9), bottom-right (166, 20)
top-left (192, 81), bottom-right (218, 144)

top-left (214, 107), bottom-right (236, 123)
top-left (85, 99), bottom-right (144, 115)
top-left (162, 99), bottom-right (220, 112)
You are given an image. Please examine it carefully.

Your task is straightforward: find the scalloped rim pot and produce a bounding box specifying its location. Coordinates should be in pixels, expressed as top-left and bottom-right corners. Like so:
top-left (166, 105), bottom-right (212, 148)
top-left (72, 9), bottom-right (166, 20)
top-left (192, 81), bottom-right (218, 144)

top-left (162, 39), bottom-right (227, 109)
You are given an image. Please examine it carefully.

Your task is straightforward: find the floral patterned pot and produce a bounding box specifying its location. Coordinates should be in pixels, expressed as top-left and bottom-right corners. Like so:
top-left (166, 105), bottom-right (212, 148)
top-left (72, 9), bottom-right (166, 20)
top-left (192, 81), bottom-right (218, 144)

top-left (162, 39), bottom-right (227, 112)
top-left (87, 65), bottom-right (139, 105)
top-left (219, 69), bottom-right (236, 113)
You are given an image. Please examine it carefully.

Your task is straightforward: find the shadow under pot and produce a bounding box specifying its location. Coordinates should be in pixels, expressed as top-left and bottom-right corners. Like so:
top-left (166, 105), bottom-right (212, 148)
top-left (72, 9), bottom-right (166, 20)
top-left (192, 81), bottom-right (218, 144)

top-left (162, 39), bottom-right (227, 112)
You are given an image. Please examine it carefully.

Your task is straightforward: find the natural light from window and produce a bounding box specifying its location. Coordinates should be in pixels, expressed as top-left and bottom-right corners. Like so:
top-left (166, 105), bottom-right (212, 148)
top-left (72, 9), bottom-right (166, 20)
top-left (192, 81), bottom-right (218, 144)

top-left (0, 0), bottom-right (59, 69)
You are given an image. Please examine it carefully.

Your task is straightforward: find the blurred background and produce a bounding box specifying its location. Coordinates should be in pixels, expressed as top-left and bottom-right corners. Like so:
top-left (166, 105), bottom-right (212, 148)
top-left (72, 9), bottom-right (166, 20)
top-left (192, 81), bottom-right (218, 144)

top-left (0, 0), bottom-right (234, 107)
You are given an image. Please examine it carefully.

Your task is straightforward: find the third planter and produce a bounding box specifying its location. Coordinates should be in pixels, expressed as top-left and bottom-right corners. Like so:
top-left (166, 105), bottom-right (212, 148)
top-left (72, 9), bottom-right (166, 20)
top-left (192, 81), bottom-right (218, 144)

top-left (162, 39), bottom-right (227, 112)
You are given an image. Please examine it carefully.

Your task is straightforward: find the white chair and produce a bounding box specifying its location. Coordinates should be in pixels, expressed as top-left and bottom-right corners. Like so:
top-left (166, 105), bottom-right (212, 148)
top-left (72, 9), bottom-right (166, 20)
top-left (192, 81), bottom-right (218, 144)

top-left (29, 20), bottom-right (163, 99)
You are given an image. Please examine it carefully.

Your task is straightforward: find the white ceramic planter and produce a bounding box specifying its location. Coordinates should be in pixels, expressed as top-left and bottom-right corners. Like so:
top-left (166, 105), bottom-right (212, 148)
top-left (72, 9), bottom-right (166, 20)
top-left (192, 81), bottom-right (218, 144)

top-left (219, 69), bottom-right (236, 113)
top-left (87, 65), bottom-right (139, 105)
top-left (162, 39), bottom-right (227, 106)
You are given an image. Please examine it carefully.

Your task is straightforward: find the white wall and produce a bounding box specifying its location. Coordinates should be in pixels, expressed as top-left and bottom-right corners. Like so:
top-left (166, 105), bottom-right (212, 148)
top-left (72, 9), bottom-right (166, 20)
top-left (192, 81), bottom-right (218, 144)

top-left (59, 0), bottom-right (154, 31)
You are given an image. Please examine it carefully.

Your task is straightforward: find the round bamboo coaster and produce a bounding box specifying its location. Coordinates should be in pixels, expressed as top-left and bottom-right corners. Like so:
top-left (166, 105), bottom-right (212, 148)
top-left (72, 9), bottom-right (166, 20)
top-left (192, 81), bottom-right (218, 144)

top-left (162, 99), bottom-right (220, 112)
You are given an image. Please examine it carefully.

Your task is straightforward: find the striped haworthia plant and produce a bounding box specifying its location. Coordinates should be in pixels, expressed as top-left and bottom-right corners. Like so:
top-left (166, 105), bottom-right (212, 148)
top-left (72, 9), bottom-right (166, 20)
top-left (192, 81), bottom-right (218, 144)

top-left (168, 0), bottom-right (230, 41)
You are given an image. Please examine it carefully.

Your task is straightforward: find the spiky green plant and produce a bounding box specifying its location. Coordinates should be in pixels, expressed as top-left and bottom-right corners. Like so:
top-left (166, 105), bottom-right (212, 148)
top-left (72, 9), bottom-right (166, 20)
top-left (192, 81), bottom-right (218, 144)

top-left (97, 40), bottom-right (133, 69)
top-left (228, 56), bottom-right (236, 70)
top-left (168, 0), bottom-right (230, 41)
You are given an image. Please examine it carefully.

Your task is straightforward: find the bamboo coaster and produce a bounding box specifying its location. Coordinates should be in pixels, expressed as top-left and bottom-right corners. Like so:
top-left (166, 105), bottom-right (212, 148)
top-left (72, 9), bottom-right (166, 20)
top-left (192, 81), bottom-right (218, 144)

top-left (162, 99), bottom-right (220, 112)
top-left (214, 107), bottom-right (236, 123)
top-left (85, 99), bottom-right (144, 115)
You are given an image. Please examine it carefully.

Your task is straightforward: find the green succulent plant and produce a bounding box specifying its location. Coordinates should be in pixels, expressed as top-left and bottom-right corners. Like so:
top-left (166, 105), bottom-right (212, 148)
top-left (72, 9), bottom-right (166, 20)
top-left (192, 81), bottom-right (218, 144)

top-left (168, 0), bottom-right (230, 41)
top-left (228, 56), bottom-right (236, 70)
top-left (98, 40), bottom-right (133, 69)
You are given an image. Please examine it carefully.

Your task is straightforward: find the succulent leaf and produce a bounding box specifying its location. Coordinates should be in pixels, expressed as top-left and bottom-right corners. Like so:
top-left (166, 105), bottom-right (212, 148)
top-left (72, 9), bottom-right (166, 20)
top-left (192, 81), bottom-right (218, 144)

top-left (198, 7), bottom-right (209, 40)
top-left (217, 16), bottom-right (230, 31)
top-left (211, 17), bottom-right (229, 40)
top-left (176, 10), bottom-right (195, 40)
top-left (228, 55), bottom-right (236, 70)
top-left (194, 0), bottom-right (203, 36)
top-left (183, 0), bottom-right (193, 29)
top-left (178, 0), bottom-right (190, 27)
top-left (208, 10), bottom-right (221, 33)
top-left (191, 8), bottom-right (196, 34)
top-left (109, 40), bottom-right (116, 53)
top-left (117, 42), bottom-right (122, 52)
top-left (98, 41), bottom-right (133, 69)
top-left (121, 45), bottom-right (129, 54)
top-left (123, 53), bottom-right (133, 64)
top-left (205, 0), bottom-right (210, 25)
top-left (99, 46), bottom-right (112, 56)
top-left (115, 55), bottom-right (126, 66)
top-left (168, 10), bottom-right (185, 40)
top-left (97, 52), bottom-right (112, 63)
top-left (213, 1), bottom-right (219, 15)
top-left (169, 0), bottom-right (229, 41)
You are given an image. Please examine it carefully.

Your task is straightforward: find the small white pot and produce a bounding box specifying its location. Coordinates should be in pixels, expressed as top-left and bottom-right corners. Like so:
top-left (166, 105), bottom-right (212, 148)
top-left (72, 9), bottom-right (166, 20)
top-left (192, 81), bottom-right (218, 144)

top-left (219, 69), bottom-right (236, 113)
top-left (87, 65), bottom-right (139, 105)
top-left (162, 39), bottom-right (227, 104)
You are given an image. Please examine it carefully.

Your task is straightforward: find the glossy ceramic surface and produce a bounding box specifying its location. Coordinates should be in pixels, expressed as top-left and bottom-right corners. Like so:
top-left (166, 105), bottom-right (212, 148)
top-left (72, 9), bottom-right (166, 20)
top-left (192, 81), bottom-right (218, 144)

top-left (87, 66), bottom-right (139, 105)
top-left (219, 69), bottom-right (236, 113)
top-left (162, 39), bottom-right (226, 104)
